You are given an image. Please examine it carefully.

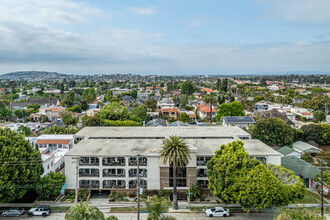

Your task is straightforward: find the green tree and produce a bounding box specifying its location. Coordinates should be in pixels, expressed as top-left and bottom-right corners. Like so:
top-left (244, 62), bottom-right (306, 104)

top-left (41, 125), bottom-right (79, 135)
top-left (313, 110), bottom-right (326, 122)
top-left (65, 202), bottom-right (105, 220)
top-left (220, 78), bottom-right (228, 92)
top-left (180, 94), bottom-right (188, 107)
top-left (301, 124), bottom-right (322, 144)
top-left (303, 95), bottom-right (329, 111)
top-left (214, 101), bottom-right (245, 121)
top-left (131, 105), bottom-right (149, 122)
top-left (274, 207), bottom-right (324, 220)
top-left (0, 100), bottom-right (6, 109)
top-left (178, 112), bottom-right (189, 123)
top-left (105, 90), bottom-right (113, 102)
top-left (130, 89), bottom-right (138, 99)
top-left (144, 195), bottom-right (171, 220)
top-left (82, 88), bottom-right (96, 100)
top-left (188, 184), bottom-right (202, 201)
top-left (160, 136), bottom-right (191, 210)
top-left (260, 77), bottom-right (267, 86)
top-left (181, 81), bottom-right (194, 95)
top-left (39, 172), bottom-right (65, 200)
top-left (17, 126), bottom-right (32, 136)
top-left (0, 128), bottom-right (43, 202)
top-left (207, 140), bottom-right (306, 210)
top-left (319, 123), bottom-right (330, 145)
top-left (14, 109), bottom-right (28, 119)
top-left (60, 112), bottom-right (78, 127)
top-left (27, 103), bottom-right (40, 112)
top-left (67, 105), bottom-right (82, 113)
top-left (144, 98), bottom-right (158, 111)
top-left (0, 108), bottom-right (12, 120)
top-left (248, 118), bottom-right (294, 146)
top-left (81, 101), bottom-right (88, 111)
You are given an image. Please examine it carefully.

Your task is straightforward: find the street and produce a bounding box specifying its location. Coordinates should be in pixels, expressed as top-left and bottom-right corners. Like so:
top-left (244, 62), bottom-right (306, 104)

top-left (0, 212), bottom-right (276, 220)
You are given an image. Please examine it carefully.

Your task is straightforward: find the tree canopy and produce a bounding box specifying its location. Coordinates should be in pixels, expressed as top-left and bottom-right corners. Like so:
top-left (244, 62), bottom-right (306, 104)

top-left (215, 101), bottom-right (245, 121)
top-left (207, 140), bottom-right (306, 210)
top-left (248, 118), bottom-right (294, 146)
top-left (301, 124), bottom-right (322, 145)
top-left (0, 128), bottom-right (43, 202)
top-left (65, 202), bottom-right (105, 220)
top-left (181, 81), bottom-right (194, 95)
top-left (38, 172), bottom-right (65, 200)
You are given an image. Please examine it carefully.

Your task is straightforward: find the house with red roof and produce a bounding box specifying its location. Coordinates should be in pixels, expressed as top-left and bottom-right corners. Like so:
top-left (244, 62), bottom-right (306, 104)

top-left (161, 107), bottom-right (179, 120)
top-left (195, 104), bottom-right (216, 119)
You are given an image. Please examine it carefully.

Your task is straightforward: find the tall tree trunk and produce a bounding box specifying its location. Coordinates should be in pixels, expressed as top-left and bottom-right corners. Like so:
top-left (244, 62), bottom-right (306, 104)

top-left (173, 165), bottom-right (178, 210)
top-left (210, 103), bottom-right (212, 124)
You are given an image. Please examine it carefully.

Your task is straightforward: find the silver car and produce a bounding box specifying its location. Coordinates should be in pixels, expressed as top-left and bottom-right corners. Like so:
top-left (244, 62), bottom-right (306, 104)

top-left (2, 208), bottom-right (25, 217)
top-left (205, 207), bottom-right (230, 217)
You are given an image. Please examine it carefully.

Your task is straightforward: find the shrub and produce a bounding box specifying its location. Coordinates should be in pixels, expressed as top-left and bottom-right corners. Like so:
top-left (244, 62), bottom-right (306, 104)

top-left (158, 189), bottom-right (171, 198)
top-left (128, 192), bottom-right (136, 198)
top-left (107, 216), bottom-right (119, 220)
top-left (78, 189), bottom-right (89, 201)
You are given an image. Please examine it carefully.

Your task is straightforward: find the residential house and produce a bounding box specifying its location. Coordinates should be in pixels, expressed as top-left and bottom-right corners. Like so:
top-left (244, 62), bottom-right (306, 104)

top-left (281, 156), bottom-right (320, 188)
top-left (277, 146), bottom-right (301, 159)
top-left (255, 109), bottom-right (295, 127)
top-left (86, 109), bottom-right (100, 117)
top-left (65, 126), bottom-right (281, 192)
top-left (33, 134), bottom-right (75, 176)
top-left (292, 141), bottom-right (321, 154)
top-left (221, 116), bottom-right (255, 129)
top-left (254, 101), bottom-right (270, 112)
top-left (201, 88), bottom-right (218, 94)
top-left (195, 104), bottom-right (216, 120)
top-left (146, 118), bottom-right (167, 127)
top-left (161, 108), bottom-right (179, 120)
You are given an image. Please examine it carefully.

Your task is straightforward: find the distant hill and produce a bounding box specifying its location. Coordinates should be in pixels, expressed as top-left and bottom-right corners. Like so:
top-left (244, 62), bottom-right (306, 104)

top-left (0, 71), bottom-right (72, 80)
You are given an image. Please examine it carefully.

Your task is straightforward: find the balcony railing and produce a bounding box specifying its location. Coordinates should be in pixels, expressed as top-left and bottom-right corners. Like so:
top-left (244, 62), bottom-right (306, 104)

top-left (103, 184), bottom-right (126, 189)
top-left (103, 172), bottom-right (125, 177)
top-left (103, 161), bottom-right (125, 166)
top-left (197, 173), bottom-right (207, 177)
top-left (79, 172), bottom-right (99, 177)
top-left (80, 184), bottom-right (100, 188)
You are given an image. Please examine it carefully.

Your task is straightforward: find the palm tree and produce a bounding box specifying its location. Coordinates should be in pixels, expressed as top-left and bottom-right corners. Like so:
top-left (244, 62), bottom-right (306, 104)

top-left (65, 202), bottom-right (105, 220)
top-left (204, 93), bottom-right (217, 124)
top-left (160, 136), bottom-right (191, 210)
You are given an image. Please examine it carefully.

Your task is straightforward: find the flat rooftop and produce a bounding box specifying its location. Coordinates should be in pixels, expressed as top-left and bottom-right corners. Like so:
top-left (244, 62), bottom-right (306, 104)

top-left (67, 127), bottom-right (279, 157)
top-left (75, 126), bottom-right (251, 139)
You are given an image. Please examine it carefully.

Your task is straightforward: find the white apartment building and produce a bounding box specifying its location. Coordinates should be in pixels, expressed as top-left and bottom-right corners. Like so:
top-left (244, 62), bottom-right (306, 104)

top-left (33, 135), bottom-right (75, 176)
top-left (64, 127), bottom-right (281, 193)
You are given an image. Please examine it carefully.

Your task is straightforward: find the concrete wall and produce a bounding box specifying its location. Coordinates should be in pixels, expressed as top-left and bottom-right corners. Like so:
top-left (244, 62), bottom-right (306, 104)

top-left (267, 155), bottom-right (281, 165)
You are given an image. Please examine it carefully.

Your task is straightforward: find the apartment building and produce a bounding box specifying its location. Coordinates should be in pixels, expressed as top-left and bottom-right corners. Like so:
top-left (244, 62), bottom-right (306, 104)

top-left (64, 127), bottom-right (280, 193)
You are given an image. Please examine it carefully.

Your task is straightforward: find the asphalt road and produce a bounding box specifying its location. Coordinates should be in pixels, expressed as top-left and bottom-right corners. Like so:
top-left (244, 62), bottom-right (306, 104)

top-left (0, 212), bottom-right (276, 220)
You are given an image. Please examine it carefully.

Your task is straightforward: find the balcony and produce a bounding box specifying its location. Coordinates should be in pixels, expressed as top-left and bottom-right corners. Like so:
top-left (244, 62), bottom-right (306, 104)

top-left (103, 169), bottom-right (125, 177)
top-left (129, 169), bottom-right (147, 177)
top-left (79, 180), bottom-right (100, 188)
top-left (128, 157), bottom-right (147, 166)
top-left (80, 157), bottom-right (99, 166)
top-left (197, 157), bottom-right (212, 166)
top-left (79, 169), bottom-right (99, 177)
top-left (129, 180), bottom-right (147, 189)
top-left (103, 157), bottom-right (125, 166)
top-left (103, 180), bottom-right (126, 189)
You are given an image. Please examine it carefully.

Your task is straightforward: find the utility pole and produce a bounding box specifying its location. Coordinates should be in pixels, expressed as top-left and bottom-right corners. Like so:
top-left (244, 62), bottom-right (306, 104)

top-left (72, 157), bottom-right (80, 203)
top-left (137, 154), bottom-right (140, 220)
top-left (188, 174), bottom-right (191, 210)
top-left (317, 157), bottom-right (327, 217)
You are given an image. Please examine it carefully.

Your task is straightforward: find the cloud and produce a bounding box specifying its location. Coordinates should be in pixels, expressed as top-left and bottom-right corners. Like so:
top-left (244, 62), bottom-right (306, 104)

top-left (129, 6), bottom-right (156, 15)
top-left (258, 0), bottom-right (330, 24)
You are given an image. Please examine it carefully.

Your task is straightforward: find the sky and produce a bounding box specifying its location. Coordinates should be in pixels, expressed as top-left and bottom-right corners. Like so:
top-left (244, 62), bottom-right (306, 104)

top-left (0, 0), bottom-right (330, 75)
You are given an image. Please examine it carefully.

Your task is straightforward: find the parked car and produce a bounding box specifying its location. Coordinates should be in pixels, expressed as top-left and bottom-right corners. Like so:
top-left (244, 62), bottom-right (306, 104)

top-left (28, 205), bottom-right (50, 217)
top-left (2, 207), bottom-right (25, 217)
top-left (205, 207), bottom-right (230, 217)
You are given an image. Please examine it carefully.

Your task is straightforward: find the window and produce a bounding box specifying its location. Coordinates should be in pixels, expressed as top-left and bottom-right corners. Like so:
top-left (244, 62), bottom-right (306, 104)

top-left (129, 157), bottom-right (147, 166)
top-left (80, 157), bottom-right (99, 166)
top-left (129, 169), bottom-right (147, 177)
top-left (51, 162), bottom-right (53, 167)
top-left (79, 168), bottom-right (99, 177)
top-left (169, 166), bottom-right (186, 187)
top-left (47, 164), bottom-right (49, 170)
top-left (103, 157), bottom-right (125, 166)
top-left (129, 180), bottom-right (147, 189)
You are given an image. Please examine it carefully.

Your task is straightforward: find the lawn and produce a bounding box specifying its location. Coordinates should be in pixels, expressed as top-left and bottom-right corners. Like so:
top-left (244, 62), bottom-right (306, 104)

top-left (110, 207), bottom-right (148, 212)
top-left (297, 190), bottom-right (328, 204)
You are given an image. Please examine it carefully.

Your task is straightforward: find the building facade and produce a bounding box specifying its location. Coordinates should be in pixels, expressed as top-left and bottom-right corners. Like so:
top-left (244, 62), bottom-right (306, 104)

top-left (65, 127), bottom-right (281, 193)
